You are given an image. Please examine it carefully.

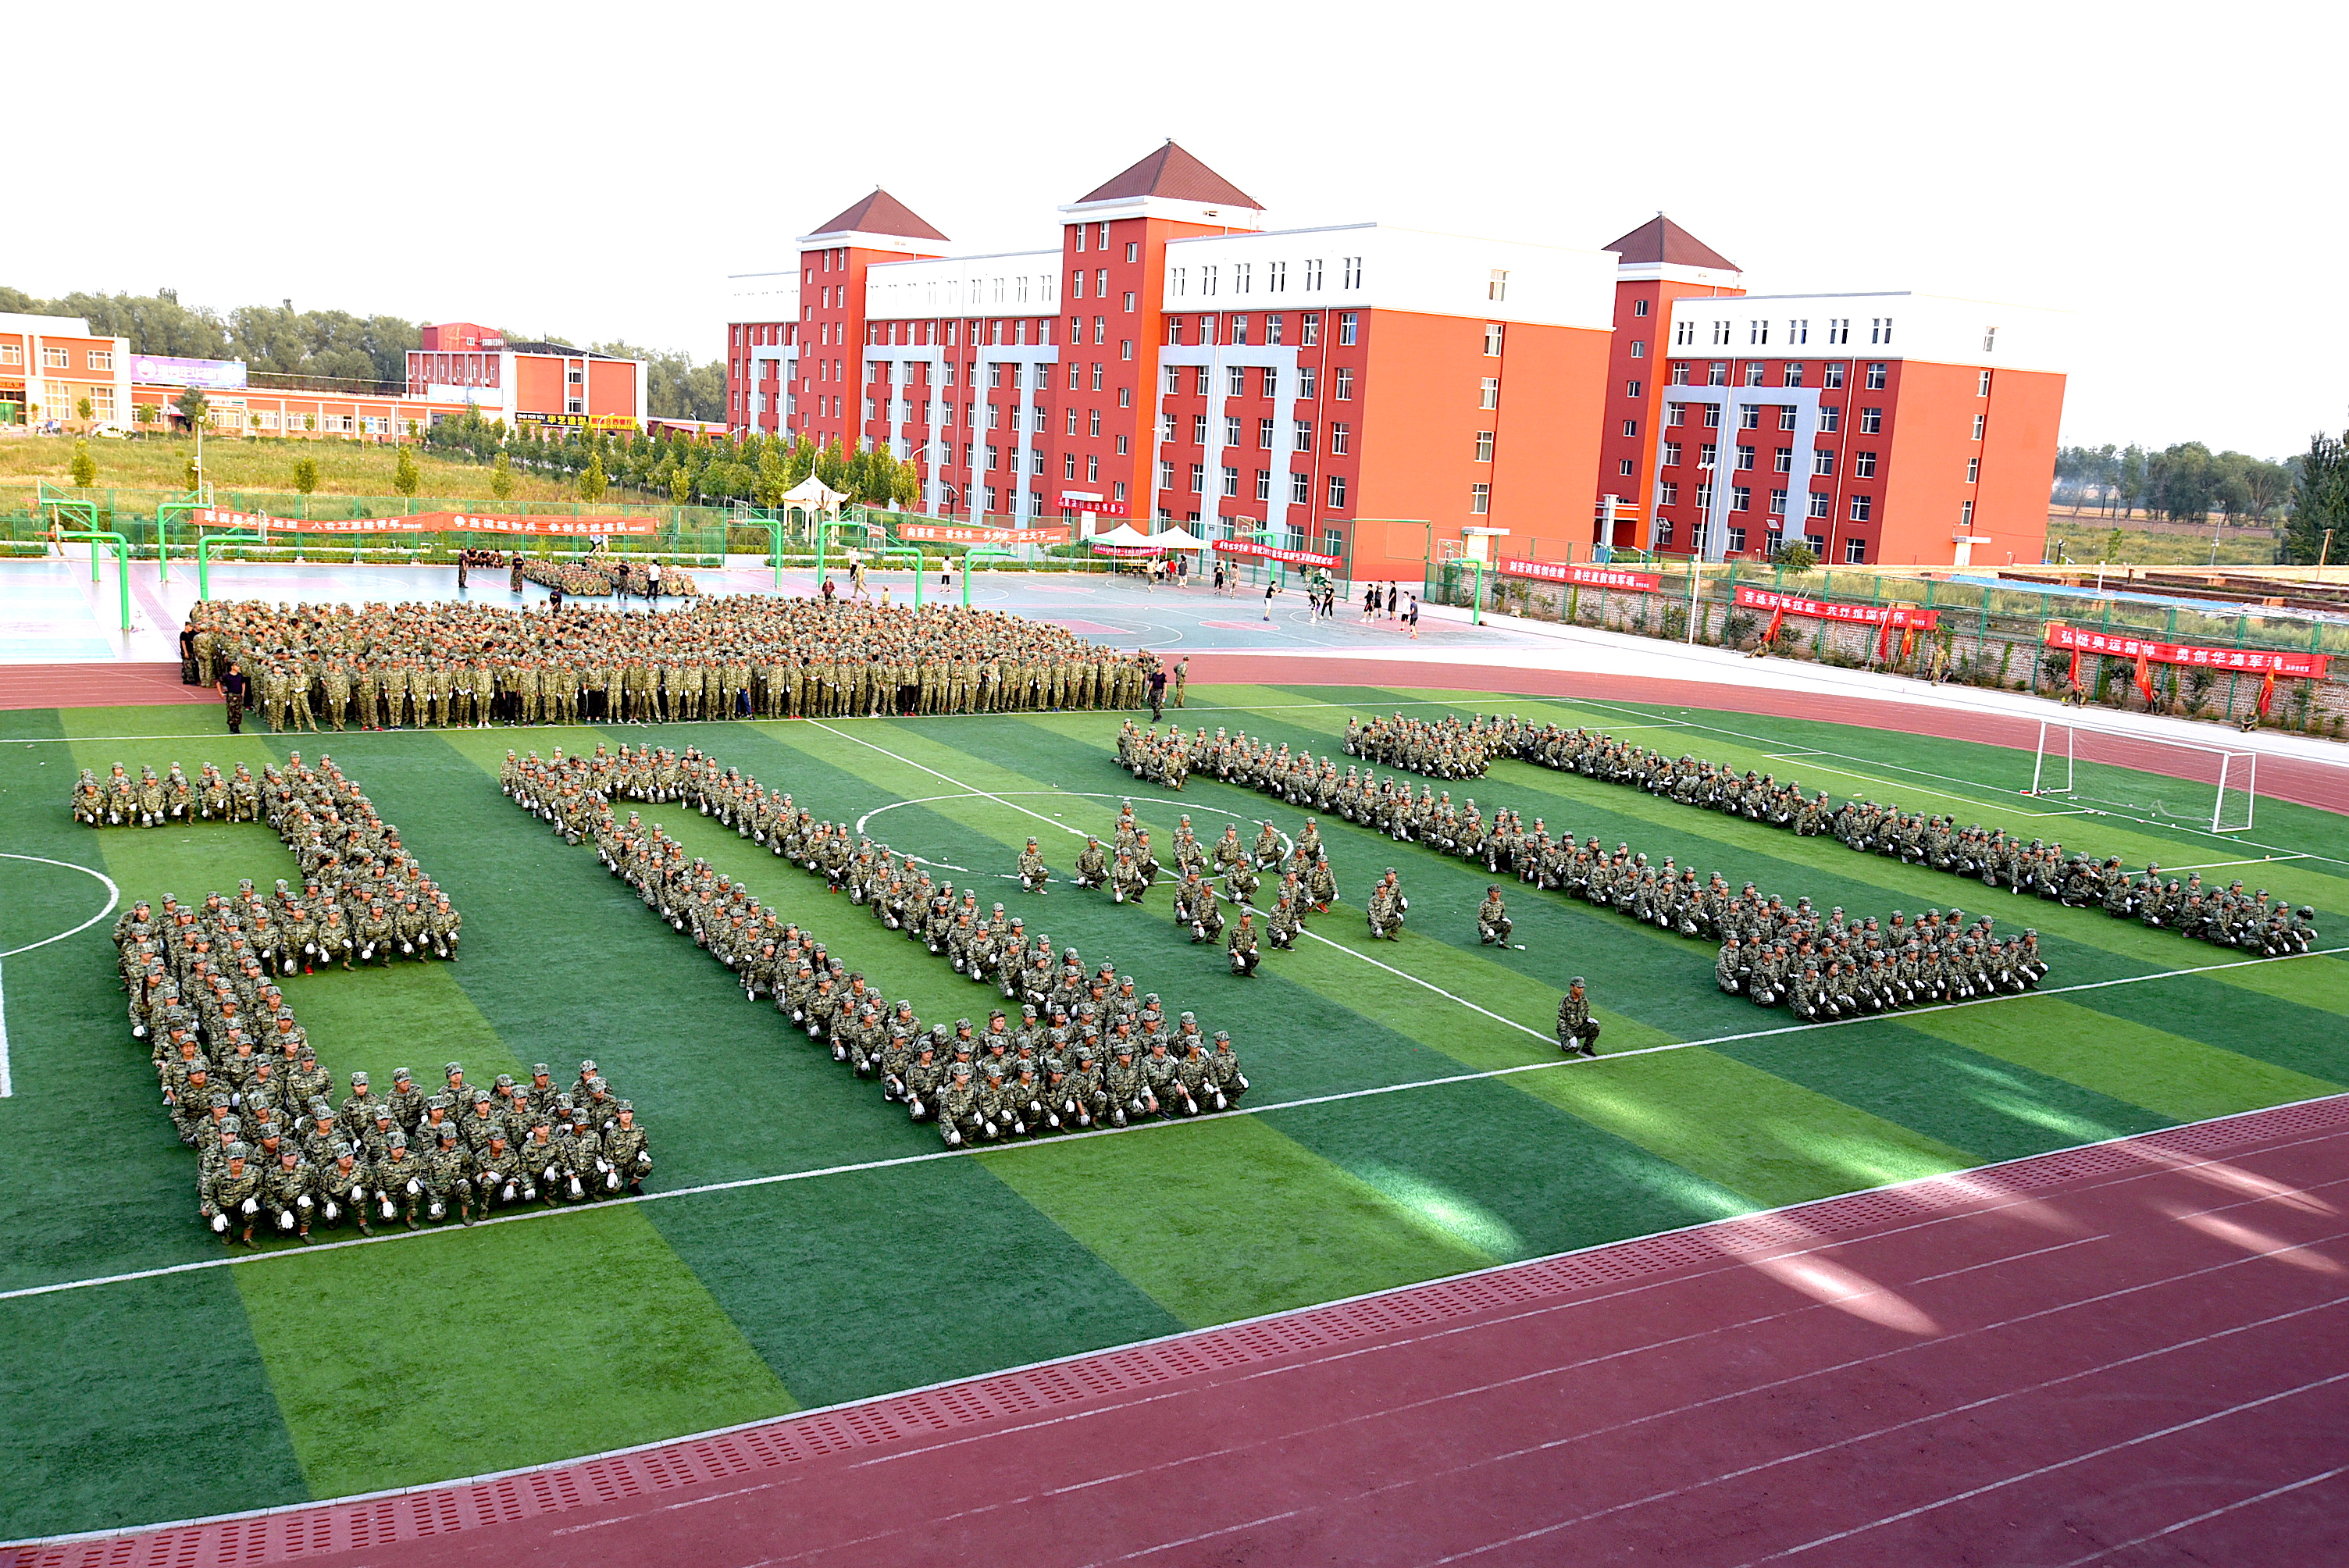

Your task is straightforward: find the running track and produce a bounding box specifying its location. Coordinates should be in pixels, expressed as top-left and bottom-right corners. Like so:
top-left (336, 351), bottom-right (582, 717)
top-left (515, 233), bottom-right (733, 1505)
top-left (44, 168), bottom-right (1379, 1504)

top-left (16, 1096), bottom-right (2347, 1567)
top-left (8, 654), bottom-right (2343, 817)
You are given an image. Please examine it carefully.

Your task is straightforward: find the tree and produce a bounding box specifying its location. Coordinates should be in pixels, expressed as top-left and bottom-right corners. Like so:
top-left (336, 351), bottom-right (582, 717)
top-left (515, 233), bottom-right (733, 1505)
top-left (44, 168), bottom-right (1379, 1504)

top-left (669, 465), bottom-right (693, 506)
top-left (183, 457), bottom-right (200, 490)
top-left (1770, 540), bottom-right (1816, 572)
top-left (2280, 427), bottom-right (2349, 565)
top-left (578, 451), bottom-right (608, 502)
top-left (75, 395), bottom-right (94, 426)
top-left (303, 414), bottom-right (316, 432)
top-left (70, 439), bottom-right (96, 487)
top-left (392, 446), bottom-right (421, 497)
top-left (174, 387), bottom-right (209, 431)
top-left (292, 456), bottom-right (320, 494)
top-left (491, 452), bottom-right (515, 501)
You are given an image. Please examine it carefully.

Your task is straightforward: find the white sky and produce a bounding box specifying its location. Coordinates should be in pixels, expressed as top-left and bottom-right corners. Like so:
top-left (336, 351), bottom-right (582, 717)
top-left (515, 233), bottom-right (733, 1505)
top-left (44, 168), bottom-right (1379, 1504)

top-left (18, 1), bottom-right (2341, 458)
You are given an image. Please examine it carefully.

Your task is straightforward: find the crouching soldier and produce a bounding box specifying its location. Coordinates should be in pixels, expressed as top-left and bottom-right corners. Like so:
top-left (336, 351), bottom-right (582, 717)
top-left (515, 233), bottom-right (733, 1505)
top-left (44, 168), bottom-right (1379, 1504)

top-left (1142, 1039), bottom-right (1189, 1117)
top-left (937, 1068), bottom-right (984, 1148)
top-left (319, 1142), bottom-right (371, 1234)
top-left (1556, 977), bottom-right (1600, 1059)
top-left (1105, 1044), bottom-right (1153, 1127)
top-left (1210, 1032), bottom-right (1247, 1107)
top-left (1716, 936), bottom-right (1746, 996)
top-left (1018, 837), bottom-right (1050, 894)
top-left (422, 1125), bottom-right (476, 1224)
top-left (376, 1131), bottom-right (425, 1228)
top-left (1174, 874), bottom-right (1224, 944)
top-left (263, 1146), bottom-right (320, 1243)
top-left (1228, 909), bottom-right (1261, 976)
top-left (201, 1142), bottom-right (265, 1248)
top-left (601, 1102), bottom-right (651, 1195)
top-left (474, 1131), bottom-right (525, 1213)
top-left (1477, 886), bottom-right (1512, 946)
top-left (520, 1121), bottom-right (565, 1207)
top-left (1071, 836), bottom-right (1108, 889)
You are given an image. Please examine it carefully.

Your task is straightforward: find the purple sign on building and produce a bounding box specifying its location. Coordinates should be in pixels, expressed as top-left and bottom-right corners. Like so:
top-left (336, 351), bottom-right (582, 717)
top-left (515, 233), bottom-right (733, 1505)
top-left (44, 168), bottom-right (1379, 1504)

top-left (130, 355), bottom-right (247, 390)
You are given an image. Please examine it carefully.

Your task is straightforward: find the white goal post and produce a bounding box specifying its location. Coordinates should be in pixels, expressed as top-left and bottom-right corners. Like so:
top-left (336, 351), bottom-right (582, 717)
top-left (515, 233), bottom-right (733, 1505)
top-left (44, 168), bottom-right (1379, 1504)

top-left (2026, 718), bottom-right (2258, 834)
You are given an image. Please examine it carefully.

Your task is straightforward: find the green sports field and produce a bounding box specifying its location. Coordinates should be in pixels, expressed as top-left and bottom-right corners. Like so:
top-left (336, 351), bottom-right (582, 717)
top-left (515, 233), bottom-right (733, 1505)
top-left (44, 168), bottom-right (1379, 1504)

top-left (1, 684), bottom-right (2344, 1541)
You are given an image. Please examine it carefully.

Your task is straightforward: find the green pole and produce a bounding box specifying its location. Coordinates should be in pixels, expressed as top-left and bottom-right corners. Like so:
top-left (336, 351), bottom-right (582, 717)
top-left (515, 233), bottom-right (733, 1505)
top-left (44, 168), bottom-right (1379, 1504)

top-left (771, 518), bottom-right (784, 588)
top-left (196, 530), bottom-right (266, 601)
top-left (1471, 558), bottom-right (1484, 625)
top-left (60, 531), bottom-right (131, 629)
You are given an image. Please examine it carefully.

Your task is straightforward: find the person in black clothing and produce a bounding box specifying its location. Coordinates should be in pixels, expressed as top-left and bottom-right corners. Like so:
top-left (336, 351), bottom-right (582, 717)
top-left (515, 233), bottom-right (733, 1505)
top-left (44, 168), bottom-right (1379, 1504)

top-left (547, 582), bottom-right (564, 613)
top-left (219, 662), bottom-right (250, 733)
top-left (179, 624), bottom-right (199, 684)
top-left (456, 551), bottom-right (469, 591)
top-left (1148, 665), bottom-right (1167, 722)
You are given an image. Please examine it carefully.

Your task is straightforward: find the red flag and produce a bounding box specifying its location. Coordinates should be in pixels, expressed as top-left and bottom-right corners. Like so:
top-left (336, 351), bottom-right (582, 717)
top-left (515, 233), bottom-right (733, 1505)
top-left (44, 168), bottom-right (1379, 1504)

top-left (1878, 618), bottom-right (1895, 661)
top-left (1765, 605), bottom-right (1784, 644)
top-left (2258, 666), bottom-right (2278, 717)
top-left (2134, 649), bottom-right (2155, 703)
top-left (2067, 647), bottom-right (2081, 688)
top-left (1900, 625), bottom-right (1916, 663)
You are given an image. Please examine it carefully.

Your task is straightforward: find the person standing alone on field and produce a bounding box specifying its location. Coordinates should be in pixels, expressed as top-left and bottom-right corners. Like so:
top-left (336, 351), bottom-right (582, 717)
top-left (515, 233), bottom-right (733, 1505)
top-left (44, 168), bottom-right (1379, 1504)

top-left (219, 661), bottom-right (250, 734)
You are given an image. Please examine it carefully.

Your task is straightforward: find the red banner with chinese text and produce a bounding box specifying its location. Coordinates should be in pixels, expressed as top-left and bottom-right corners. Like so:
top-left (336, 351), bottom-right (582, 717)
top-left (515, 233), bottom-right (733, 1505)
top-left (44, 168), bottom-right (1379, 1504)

top-left (1499, 558), bottom-right (1662, 592)
top-left (1212, 539), bottom-right (1343, 571)
top-left (896, 523), bottom-right (1071, 545)
top-left (1732, 585), bottom-right (1941, 629)
top-left (2042, 622), bottom-right (2329, 679)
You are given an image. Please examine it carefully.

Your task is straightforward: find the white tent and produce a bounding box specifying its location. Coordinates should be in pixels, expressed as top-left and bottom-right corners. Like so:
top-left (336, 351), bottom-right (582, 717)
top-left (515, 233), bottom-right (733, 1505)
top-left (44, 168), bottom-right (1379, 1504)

top-left (1089, 522), bottom-right (1152, 548)
top-left (780, 476), bottom-right (851, 515)
top-left (1146, 526), bottom-right (1207, 551)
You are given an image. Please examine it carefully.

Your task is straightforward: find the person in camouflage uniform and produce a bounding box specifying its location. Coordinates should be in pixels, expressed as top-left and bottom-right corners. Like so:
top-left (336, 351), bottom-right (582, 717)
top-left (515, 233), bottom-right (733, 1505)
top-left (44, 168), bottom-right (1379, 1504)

top-left (1476, 886), bottom-right (1512, 946)
top-left (1556, 977), bottom-right (1600, 1058)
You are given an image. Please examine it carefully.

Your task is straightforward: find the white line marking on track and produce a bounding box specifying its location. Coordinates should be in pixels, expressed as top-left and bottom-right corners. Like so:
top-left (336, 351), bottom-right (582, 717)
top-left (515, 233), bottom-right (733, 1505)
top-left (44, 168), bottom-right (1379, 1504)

top-left (2039, 1464), bottom-right (2349, 1568)
top-left (3, 950), bottom-right (2340, 1305)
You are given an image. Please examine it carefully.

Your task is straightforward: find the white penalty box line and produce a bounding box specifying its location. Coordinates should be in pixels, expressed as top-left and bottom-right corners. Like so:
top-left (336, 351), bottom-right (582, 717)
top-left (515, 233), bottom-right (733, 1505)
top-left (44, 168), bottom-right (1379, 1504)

top-left (4, 942), bottom-right (2340, 1306)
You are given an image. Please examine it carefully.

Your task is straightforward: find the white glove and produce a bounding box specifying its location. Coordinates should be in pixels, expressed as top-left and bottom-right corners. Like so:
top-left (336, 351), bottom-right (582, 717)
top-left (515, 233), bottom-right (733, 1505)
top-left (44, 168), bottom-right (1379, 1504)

top-left (380, 1198), bottom-right (397, 1219)
top-left (405, 1178), bottom-right (421, 1196)
top-left (297, 1195), bottom-right (312, 1209)
top-left (503, 1182), bottom-right (518, 1201)
top-left (428, 1201), bottom-right (444, 1220)
top-left (568, 1176), bottom-right (583, 1198)
top-left (606, 1172), bottom-right (621, 1189)
top-left (212, 1213), bottom-right (230, 1232)
top-left (637, 1150), bottom-right (651, 1167)
top-left (278, 1210), bottom-right (295, 1231)
top-left (323, 1201), bottom-right (340, 1221)
top-left (241, 1196), bottom-right (260, 1215)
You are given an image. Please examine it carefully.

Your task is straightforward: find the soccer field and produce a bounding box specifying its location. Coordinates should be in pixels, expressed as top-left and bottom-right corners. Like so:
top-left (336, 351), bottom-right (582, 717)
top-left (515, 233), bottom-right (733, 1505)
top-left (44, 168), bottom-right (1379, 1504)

top-left (2, 682), bottom-right (2344, 1543)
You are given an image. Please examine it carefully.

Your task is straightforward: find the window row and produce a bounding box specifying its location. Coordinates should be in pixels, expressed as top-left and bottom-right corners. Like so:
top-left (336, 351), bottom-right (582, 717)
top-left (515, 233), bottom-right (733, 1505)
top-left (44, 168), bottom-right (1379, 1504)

top-left (1666, 362), bottom-right (1888, 390)
top-left (1165, 311), bottom-right (1356, 347)
top-left (1168, 256), bottom-right (1361, 298)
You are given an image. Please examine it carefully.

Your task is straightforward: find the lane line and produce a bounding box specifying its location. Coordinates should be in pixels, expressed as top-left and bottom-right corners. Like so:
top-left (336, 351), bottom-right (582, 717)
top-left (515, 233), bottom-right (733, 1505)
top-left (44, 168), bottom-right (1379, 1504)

top-left (5, 950), bottom-right (2342, 1305)
top-left (2041, 1465), bottom-right (2349, 1568)
top-left (0, 953), bottom-right (9, 1100)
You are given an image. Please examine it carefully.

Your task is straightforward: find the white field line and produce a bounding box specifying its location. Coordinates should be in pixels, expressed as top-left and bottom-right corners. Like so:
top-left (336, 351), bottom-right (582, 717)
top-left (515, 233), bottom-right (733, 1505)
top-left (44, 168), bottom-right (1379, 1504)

top-left (2157, 854), bottom-right (2315, 873)
top-left (0, 852), bottom-right (122, 959)
top-left (5, 944), bottom-right (2340, 1306)
top-left (0, 953), bottom-right (9, 1099)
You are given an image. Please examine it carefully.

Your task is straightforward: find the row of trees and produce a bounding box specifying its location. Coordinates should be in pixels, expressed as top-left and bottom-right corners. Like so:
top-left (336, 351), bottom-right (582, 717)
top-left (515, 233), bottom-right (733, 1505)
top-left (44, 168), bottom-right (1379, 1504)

top-left (0, 287), bottom-right (726, 420)
top-left (2051, 442), bottom-right (2297, 525)
top-left (422, 412), bottom-right (921, 509)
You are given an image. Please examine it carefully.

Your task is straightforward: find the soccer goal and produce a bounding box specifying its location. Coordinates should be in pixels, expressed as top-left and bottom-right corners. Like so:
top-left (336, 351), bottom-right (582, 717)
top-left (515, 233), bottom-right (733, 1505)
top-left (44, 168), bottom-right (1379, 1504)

top-left (2026, 718), bottom-right (2258, 833)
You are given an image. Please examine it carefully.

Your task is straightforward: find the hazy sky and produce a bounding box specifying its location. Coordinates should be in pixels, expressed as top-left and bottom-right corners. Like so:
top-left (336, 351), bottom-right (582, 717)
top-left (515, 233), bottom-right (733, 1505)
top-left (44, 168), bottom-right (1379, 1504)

top-left (17, 2), bottom-right (2339, 457)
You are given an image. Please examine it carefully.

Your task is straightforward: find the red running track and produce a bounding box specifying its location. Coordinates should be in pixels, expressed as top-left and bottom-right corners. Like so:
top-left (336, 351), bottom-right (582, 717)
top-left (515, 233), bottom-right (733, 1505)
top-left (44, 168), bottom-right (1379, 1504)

top-left (0, 662), bottom-right (212, 711)
top-left (19, 1096), bottom-right (2349, 1568)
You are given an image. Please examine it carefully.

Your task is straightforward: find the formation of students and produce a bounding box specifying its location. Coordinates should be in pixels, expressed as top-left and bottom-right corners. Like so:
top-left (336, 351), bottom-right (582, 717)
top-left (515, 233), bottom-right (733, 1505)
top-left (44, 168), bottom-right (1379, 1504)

top-left (501, 743), bottom-right (1250, 1147)
top-left (1503, 722), bottom-right (2321, 960)
top-left (183, 596), bottom-right (1160, 732)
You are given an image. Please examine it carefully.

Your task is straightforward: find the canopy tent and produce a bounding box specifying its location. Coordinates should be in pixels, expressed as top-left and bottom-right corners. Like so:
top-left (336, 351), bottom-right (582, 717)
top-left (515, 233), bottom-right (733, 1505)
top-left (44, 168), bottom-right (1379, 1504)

top-left (1146, 526), bottom-right (1207, 550)
top-left (1088, 522), bottom-right (1153, 548)
top-left (779, 477), bottom-right (851, 514)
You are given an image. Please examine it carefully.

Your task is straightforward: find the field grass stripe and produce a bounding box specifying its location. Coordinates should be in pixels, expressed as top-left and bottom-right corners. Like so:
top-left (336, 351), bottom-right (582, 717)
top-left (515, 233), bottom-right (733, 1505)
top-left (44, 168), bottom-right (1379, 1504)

top-left (12, 943), bottom-right (2337, 1305)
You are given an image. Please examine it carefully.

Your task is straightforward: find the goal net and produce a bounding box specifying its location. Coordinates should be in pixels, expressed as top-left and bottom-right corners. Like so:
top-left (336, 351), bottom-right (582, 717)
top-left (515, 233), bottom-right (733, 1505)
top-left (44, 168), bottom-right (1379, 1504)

top-left (2026, 718), bottom-right (2258, 833)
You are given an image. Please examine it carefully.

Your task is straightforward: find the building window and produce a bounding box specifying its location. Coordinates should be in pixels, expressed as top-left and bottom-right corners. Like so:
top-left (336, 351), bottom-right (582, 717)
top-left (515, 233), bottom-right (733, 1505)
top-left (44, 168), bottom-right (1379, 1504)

top-left (1189, 463), bottom-right (1205, 492)
top-left (1850, 406), bottom-right (1878, 434)
top-left (1818, 404), bottom-right (1841, 433)
top-left (1699, 443), bottom-right (1719, 467)
top-left (1744, 363), bottom-right (1766, 387)
top-left (1809, 492), bottom-right (1831, 519)
top-left (1812, 449), bottom-right (1835, 477)
top-left (1626, 380), bottom-right (1642, 398)
top-left (1708, 362), bottom-right (1728, 386)
top-left (1788, 319), bottom-right (1808, 344)
top-left (1973, 413), bottom-right (1987, 440)
top-left (1619, 458), bottom-right (1636, 477)
top-left (1234, 263), bottom-right (1251, 294)
top-left (1488, 269), bottom-right (1509, 301)
top-left (1823, 363), bottom-right (1845, 389)
top-left (1734, 444), bottom-right (1755, 470)
top-left (1773, 446), bottom-right (1793, 473)
top-left (1711, 320), bottom-right (1731, 346)
top-left (1749, 320), bottom-right (1769, 346)
top-left (1231, 317), bottom-right (1249, 345)
top-left (1166, 364), bottom-right (1183, 395)
top-left (1065, 453), bottom-right (1079, 479)
top-left (1771, 407), bottom-right (1794, 432)
top-left (1304, 258), bottom-right (1324, 290)
top-left (1258, 417), bottom-right (1276, 448)
top-left (1295, 419), bottom-right (1313, 451)
top-left (1656, 480), bottom-right (1678, 508)
top-left (1482, 323), bottom-right (1504, 355)
top-left (1481, 376), bottom-right (1500, 408)
top-left (1849, 494), bottom-right (1872, 522)
top-left (1966, 456), bottom-right (1980, 483)
top-left (1203, 266), bottom-right (1217, 296)
top-left (1221, 465), bottom-right (1239, 497)
top-left (1339, 312), bottom-right (1359, 345)
top-left (1702, 406), bottom-right (1723, 428)
top-left (1769, 488), bottom-right (1788, 515)
top-left (1731, 486), bottom-right (1752, 512)
top-left (1629, 340), bottom-right (1645, 358)
top-left (1870, 317), bottom-right (1894, 345)
top-left (1299, 366), bottom-right (1316, 397)
top-left (1268, 260), bottom-right (1286, 291)
top-left (1695, 482), bottom-right (1714, 510)
top-left (1333, 368), bottom-right (1354, 400)
top-left (1865, 362), bottom-right (1887, 390)
top-left (1852, 451), bottom-right (1878, 478)
top-left (1227, 365), bottom-right (1246, 397)
top-left (1267, 314), bottom-right (1284, 344)
top-left (1666, 403), bottom-right (1686, 427)
top-left (1827, 319), bottom-right (1850, 345)
top-left (1674, 320), bottom-right (1695, 347)
top-left (1254, 469), bottom-right (1272, 501)
top-left (1331, 422), bottom-right (1349, 454)
top-left (1622, 419), bottom-right (1638, 438)
top-left (87, 349), bottom-right (114, 372)
top-left (1475, 430), bottom-right (1495, 461)
top-left (1727, 526), bottom-right (1746, 553)
top-left (1738, 406), bottom-right (1760, 429)
top-left (1342, 256), bottom-right (1362, 287)
top-left (1301, 312), bottom-right (1320, 345)
top-left (1087, 454), bottom-right (1101, 482)
top-left (1632, 298), bottom-right (1651, 319)
top-left (1224, 415), bottom-right (1242, 446)
top-left (1662, 440), bottom-right (1682, 466)
top-left (41, 346), bottom-right (68, 369)
top-left (1845, 536), bottom-right (1867, 564)
top-left (985, 444), bottom-right (1000, 471)
top-left (1470, 483), bottom-right (1491, 515)
top-left (1328, 475), bottom-right (1347, 507)
top-left (1260, 366), bottom-right (1278, 397)
top-left (1960, 498), bottom-right (1975, 526)
top-left (1782, 362), bottom-right (1804, 387)
top-left (1292, 471), bottom-right (1311, 504)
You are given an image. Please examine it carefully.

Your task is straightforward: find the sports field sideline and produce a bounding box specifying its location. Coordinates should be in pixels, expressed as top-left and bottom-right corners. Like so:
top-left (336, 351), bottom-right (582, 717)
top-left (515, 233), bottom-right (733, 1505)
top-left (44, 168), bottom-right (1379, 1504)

top-left (1, 680), bottom-right (2343, 1543)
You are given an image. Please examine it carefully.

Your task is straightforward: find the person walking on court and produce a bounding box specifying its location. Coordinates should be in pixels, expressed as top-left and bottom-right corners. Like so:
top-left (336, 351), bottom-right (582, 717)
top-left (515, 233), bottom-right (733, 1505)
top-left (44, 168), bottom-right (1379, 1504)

top-left (509, 554), bottom-right (525, 595)
top-left (1362, 583), bottom-right (1378, 622)
top-left (1406, 593), bottom-right (1420, 640)
top-left (1385, 583), bottom-right (1399, 621)
top-left (1263, 580), bottom-right (1279, 622)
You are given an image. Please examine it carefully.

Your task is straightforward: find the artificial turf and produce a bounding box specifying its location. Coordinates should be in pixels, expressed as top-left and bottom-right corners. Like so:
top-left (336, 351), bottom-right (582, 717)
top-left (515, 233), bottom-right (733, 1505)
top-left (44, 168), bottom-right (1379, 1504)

top-left (0, 684), bottom-right (2342, 1540)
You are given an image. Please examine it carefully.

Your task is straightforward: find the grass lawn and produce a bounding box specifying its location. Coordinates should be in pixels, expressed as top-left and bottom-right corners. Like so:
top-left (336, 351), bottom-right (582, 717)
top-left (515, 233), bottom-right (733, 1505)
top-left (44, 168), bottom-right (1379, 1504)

top-left (0, 684), bottom-right (2340, 1540)
top-left (0, 433), bottom-right (583, 504)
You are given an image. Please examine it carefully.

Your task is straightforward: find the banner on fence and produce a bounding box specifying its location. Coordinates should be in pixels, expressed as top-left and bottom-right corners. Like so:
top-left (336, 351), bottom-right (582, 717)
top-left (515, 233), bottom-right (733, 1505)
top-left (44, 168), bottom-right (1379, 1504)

top-left (1213, 539), bottom-right (1342, 570)
top-left (2042, 622), bottom-right (2330, 679)
top-left (1089, 543), bottom-right (1166, 558)
top-left (1732, 585), bottom-right (1941, 629)
top-left (197, 508), bottom-right (663, 536)
top-left (197, 508), bottom-right (425, 534)
top-left (896, 523), bottom-right (1071, 545)
top-left (1499, 558), bottom-right (1662, 592)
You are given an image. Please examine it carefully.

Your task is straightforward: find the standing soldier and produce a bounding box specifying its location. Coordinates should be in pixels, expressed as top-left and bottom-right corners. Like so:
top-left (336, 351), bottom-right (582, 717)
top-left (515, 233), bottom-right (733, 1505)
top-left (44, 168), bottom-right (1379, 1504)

top-left (1172, 657), bottom-right (1189, 708)
top-left (1556, 977), bottom-right (1601, 1059)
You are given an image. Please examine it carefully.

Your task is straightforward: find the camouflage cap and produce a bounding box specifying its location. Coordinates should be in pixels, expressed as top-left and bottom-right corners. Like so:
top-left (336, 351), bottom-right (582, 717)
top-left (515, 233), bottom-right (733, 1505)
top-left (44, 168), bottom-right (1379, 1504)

top-left (391, 1067), bottom-right (412, 1082)
top-left (210, 1092), bottom-right (233, 1109)
top-left (615, 1100), bottom-right (633, 1113)
top-left (226, 1142), bottom-right (253, 1160)
top-left (332, 1141), bottom-right (354, 1159)
top-left (443, 1061), bottom-right (462, 1076)
top-left (386, 1131), bottom-right (408, 1148)
top-left (351, 1071), bottom-right (369, 1085)
top-left (494, 1074), bottom-right (515, 1089)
